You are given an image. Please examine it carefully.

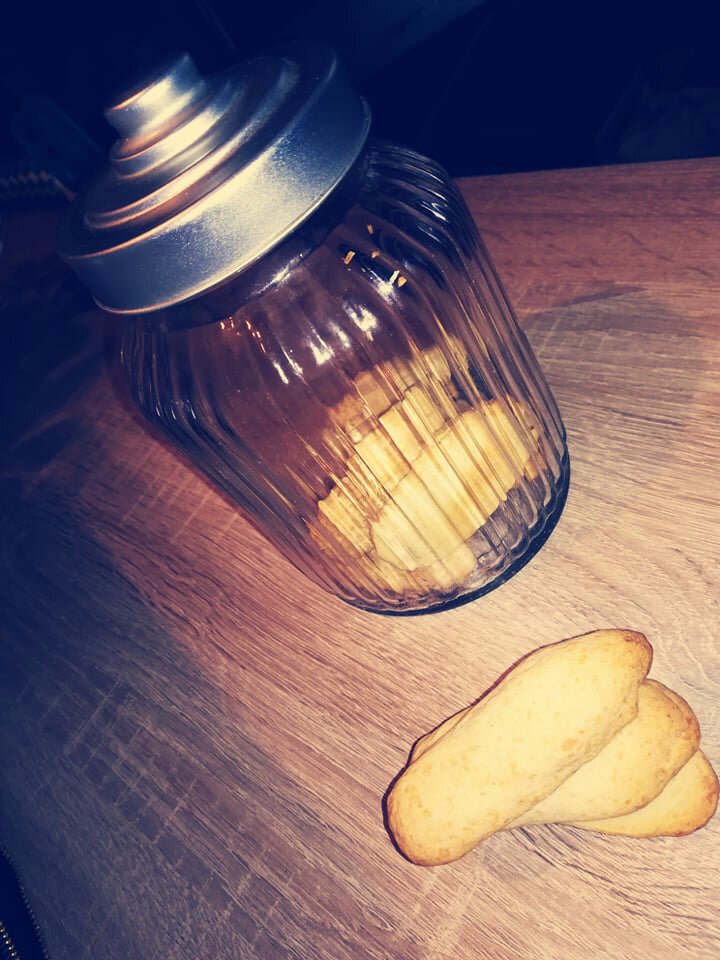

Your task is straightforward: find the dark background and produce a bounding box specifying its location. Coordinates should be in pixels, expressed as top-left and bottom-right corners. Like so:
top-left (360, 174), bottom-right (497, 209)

top-left (0, 0), bottom-right (718, 204)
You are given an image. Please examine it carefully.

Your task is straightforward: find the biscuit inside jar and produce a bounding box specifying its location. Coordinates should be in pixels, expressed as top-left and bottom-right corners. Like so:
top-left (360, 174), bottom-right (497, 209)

top-left (312, 340), bottom-right (546, 599)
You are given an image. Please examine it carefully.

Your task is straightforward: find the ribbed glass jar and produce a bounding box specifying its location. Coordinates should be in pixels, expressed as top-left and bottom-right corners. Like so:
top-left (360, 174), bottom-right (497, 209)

top-left (122, 141), bottom-right (568, 613)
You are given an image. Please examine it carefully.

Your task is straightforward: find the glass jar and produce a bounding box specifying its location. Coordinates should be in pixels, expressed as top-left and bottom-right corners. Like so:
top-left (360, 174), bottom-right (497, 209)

top-left (60, 49), bottom-right (568, 614)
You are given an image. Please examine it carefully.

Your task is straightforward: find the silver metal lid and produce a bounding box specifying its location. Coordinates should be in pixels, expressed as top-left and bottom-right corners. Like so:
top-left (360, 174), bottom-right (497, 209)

top-left (58, 46), bottom-right (370, 314)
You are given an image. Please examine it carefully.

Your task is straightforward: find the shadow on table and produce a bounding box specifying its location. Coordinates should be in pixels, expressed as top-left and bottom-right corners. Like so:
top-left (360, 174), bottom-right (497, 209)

top-left (520, 284), bottom-right (711, 494)
top-left (0, 455), bottom-right (419, 960)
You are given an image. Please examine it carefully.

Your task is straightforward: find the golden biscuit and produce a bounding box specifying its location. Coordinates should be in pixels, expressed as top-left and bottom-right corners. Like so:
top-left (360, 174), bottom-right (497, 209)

top-left (511, 680), bottom-right (699, 825)
top-left (575, 751), bottom-right (719, 837)
top-left (386, 630), bottom-right (652, 865)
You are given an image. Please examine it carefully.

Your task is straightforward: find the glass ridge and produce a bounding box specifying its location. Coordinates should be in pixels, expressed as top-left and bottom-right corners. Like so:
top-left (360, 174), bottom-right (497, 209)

top-left (122, 141), bottom-right (568, 613)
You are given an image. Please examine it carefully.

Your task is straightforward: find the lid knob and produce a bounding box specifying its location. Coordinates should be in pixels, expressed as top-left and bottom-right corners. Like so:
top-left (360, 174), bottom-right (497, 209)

top-left (104, 52), bottom-right (209, 142)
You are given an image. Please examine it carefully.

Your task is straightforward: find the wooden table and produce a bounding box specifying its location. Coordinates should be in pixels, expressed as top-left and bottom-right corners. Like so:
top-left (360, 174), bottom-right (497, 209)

top-left (1, 159), bottom-right (719, 960)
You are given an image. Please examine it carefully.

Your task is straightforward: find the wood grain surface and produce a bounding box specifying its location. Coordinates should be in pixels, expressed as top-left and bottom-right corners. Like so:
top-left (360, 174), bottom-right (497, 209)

top-left (1, 159), bottom-right (719, 960)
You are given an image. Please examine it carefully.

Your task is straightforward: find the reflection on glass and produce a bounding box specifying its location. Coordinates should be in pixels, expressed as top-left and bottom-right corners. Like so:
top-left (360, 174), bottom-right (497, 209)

top-left (122, 142), bottom-right (568, 613)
